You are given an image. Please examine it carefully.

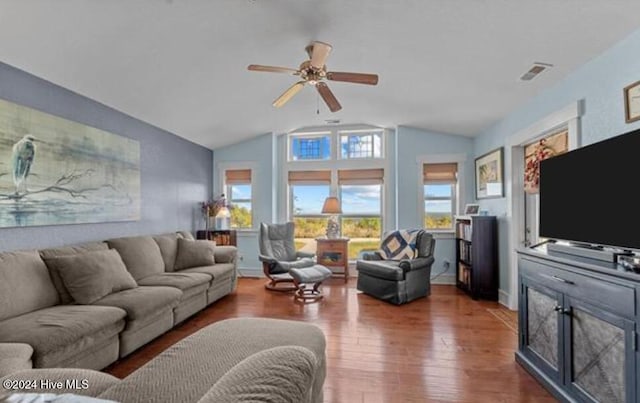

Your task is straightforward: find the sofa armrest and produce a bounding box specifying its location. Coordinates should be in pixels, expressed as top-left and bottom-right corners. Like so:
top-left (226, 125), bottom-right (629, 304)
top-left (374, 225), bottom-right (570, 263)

top-left (0, 343), bottom-right (33, 378)
top-left (296, 251), bottom-right (315, 259)
top-left (196, 346), bottom-right (317, 403)
top-left (214, 246), bottom-right (237, 264)
top-left (362, 251), bottom-right (383, 261)
top-left (399, 256), bottom-right (435, 272)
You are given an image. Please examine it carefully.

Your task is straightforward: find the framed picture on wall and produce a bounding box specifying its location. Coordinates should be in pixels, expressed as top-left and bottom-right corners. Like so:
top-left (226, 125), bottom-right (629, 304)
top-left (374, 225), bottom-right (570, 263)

top-left (624, 79), bottom-right (640, 123)
top-left (475, 147), bottom-right (504, 199)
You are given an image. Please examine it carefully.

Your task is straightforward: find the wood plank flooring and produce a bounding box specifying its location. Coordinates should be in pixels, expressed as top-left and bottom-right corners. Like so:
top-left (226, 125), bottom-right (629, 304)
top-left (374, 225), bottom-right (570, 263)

top-left (104, 278), bottom-right (555, 402)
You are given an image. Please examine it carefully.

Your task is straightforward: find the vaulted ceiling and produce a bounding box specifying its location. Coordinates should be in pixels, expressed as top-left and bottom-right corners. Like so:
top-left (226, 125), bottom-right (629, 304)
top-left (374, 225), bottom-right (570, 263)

top-left (1, 1), bottom-right (639, 149)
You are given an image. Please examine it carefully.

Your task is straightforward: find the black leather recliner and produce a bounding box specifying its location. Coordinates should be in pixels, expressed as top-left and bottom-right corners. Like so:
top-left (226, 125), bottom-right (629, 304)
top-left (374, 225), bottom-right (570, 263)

top-left (258, 222), bottom-right (316, 291)
top-left (356, 230), bottom-right (435, 304)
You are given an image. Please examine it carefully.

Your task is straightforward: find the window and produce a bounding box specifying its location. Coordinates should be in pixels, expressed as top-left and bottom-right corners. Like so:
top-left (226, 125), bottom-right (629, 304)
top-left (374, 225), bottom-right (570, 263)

top-left (289, 171), bottom-right (331, 251)
top-left (225, 169), bottom-right (252, 229)
top-left (423, 163), bottom-right (457, 231)
top-left (289, 133), bottom-right (331, 161)
top-left (340, 131), bottom-right (383, 159)
top-left (339, 169), bottom-right (384, 259)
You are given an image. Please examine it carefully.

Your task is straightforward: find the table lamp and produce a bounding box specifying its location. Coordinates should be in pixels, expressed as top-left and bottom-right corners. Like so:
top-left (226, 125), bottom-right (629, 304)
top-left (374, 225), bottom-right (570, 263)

top-left (321, 196), bottom-right (342, 239)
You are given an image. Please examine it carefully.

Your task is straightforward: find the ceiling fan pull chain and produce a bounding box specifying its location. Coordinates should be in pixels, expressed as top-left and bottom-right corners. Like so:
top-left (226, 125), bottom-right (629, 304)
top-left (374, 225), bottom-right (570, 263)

top-left (316, 92), bottom-right (320, 115)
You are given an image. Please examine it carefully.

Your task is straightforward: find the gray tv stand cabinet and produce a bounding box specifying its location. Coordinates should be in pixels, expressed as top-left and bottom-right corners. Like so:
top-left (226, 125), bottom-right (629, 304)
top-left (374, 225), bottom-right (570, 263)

top-left (516, 246), bottom-right (638, 403)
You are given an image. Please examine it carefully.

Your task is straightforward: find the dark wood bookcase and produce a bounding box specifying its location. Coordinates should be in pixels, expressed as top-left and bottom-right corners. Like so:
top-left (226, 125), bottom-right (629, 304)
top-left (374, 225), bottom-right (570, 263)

top-left (455, 215), bottom-right (498, 300)
top-left (195, 230), bottom-right (237, 246)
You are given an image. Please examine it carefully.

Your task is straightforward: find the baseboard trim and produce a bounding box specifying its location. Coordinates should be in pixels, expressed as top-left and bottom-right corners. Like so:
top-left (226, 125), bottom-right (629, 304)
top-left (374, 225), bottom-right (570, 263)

top-left (498, 289), bottom-right (512, 309)
top-left (431, 273), bottom-right (455, 285)
top-left (238, 268), bottom-right (263, 278)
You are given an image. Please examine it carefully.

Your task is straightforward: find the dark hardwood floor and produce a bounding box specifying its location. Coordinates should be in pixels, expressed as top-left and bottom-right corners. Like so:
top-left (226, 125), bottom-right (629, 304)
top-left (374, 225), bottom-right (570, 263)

top-left (104, 278), bottom-right (555, 403)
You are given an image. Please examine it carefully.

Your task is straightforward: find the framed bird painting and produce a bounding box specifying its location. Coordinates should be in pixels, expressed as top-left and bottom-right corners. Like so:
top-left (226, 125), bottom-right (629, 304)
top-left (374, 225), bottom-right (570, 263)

top-left (0, 97), bottom-right (140, 228)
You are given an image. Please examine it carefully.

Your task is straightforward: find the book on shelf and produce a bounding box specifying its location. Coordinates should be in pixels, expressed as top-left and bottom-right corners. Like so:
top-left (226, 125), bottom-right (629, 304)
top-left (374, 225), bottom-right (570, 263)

top-left (456, 220), bottom-right (472, 241)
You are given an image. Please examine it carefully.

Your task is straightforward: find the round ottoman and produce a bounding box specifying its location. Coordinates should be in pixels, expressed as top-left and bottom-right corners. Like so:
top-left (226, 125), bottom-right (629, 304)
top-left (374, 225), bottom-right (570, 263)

top-left (289, 265), bottom-right (333, 302)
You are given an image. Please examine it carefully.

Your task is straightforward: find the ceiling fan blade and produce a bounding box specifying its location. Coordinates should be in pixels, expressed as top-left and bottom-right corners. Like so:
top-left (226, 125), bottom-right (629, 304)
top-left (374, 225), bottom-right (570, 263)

top-left (248, 64), bottom-right (299, 74)
top-left (316, 82), bottom-right (342, 112)
top-left (273, 81), bottom-right (305, 108)
top-left (309, 41), bottom-right (332, 69)
top-left (326, 71), bottom-right (379, 85)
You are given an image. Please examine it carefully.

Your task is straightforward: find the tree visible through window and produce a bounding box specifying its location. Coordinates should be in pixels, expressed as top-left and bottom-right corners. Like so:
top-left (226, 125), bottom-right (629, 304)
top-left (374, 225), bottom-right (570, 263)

top-left (290, 184), bottom-right (330, 252)
top-left (225, 169), bottom-right (252, 229)
top-left (423, 163), bottom-right (457, 230)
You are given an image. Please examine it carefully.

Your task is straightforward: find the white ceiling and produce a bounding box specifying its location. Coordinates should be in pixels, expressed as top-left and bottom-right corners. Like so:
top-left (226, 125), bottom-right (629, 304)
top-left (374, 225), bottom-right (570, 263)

top-left (0, 1), bottom-right (639, 149)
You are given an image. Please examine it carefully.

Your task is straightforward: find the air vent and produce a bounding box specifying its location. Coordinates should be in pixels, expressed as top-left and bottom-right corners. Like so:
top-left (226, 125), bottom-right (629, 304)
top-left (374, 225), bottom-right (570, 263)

top-left (520, 62), bottom-right (553, 81)
top-left (325, 119), bottom-right (341, 124)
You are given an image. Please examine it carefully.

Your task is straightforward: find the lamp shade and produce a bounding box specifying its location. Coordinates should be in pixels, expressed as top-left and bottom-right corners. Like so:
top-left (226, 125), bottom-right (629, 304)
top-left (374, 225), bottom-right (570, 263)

top-left (321, 197), bottom-right (342, 214)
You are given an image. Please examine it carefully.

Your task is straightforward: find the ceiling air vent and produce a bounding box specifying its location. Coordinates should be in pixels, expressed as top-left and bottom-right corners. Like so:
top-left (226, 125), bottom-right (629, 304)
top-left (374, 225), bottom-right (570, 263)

top-left (325, 119), bottom-right (341, 124)
top-left (520, 62), bottom-right (553, 81)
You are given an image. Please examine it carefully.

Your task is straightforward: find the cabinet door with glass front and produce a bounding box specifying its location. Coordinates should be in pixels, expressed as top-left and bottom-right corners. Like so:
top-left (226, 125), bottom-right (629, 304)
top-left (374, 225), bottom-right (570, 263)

top-left (563, 297), bottom-right (636, 403)
top-left (520, 276), bottom-right (564, 383)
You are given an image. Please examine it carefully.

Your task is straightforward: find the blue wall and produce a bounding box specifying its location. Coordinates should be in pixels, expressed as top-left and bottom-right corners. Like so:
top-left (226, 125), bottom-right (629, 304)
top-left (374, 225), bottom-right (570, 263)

top-left (212, 133), bottom-right (276, 270)
top-left (396, 126), bottom-right (475, 281)
top-left (0, 62), bottom-right (212, 252)
top-left (474, 28), bottom-right (640, 297)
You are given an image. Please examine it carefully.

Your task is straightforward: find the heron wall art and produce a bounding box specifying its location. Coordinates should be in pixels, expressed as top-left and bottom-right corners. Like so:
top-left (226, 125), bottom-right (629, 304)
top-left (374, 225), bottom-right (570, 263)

top-left (0, 97), bottom-right (140, 228)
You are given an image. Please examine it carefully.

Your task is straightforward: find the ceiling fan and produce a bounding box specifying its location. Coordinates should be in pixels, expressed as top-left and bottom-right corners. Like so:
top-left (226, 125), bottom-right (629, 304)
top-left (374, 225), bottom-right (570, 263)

top-left (247, 41), bottom-right (379, 113)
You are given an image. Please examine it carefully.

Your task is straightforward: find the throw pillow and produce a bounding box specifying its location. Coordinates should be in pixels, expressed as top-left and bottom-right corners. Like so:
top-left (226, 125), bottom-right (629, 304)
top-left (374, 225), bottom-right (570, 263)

top-left (45, 249), bottom-right (137, 304)
top-left (174, 238), bottom-right (216, 270)
top-left (379, 229), bottom-right (421, 260)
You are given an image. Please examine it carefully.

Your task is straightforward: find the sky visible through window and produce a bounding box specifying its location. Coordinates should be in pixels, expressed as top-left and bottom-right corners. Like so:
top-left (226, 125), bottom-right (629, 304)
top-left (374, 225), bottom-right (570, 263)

top-left (291, 137), bottom-right (330, 160)
top-left (292, 185), bottom-right (380, 215)
top-left (425, 184), bottom-right (453, 213)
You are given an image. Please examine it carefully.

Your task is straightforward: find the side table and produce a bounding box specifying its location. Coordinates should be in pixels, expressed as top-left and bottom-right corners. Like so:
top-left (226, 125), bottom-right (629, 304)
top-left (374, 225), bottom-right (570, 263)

top-left (315, 238), bottom-right (350, 282)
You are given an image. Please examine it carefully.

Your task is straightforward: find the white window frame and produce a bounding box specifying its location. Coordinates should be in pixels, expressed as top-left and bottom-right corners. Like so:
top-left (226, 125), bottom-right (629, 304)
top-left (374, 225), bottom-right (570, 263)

top-left (338, 129), bottom-right (385, 160)
top-left (423, 180), bottom-right (457, 232)
top-left (339, 179), bottom-right (384, 240)
top-left (417, 153), bottom-right (467, 236)
top-left (288, 131), bottom-right (332, 162)
top-left (226, 182), bottom-right (253, 230)
top-left (216, 162), bottom-right (257, 232)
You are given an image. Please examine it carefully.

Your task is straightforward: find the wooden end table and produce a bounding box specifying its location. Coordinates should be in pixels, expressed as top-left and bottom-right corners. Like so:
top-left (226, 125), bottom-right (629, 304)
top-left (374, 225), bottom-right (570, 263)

top-left (315, 237), bottom-right (350, 282)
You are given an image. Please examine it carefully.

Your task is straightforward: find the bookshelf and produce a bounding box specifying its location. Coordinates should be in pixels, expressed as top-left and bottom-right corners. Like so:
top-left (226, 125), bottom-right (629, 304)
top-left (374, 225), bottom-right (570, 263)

top-left (195, 230), bottom-right (237, 246)
top-left (455, 215), bottom-right (498, 300)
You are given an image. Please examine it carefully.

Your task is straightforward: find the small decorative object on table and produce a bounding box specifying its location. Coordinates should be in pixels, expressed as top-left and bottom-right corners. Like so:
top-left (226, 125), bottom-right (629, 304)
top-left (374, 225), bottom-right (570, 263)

top-left (201, 194), bottom-right (232, 231)
top-left (321, 196), bottom-right (342, 239)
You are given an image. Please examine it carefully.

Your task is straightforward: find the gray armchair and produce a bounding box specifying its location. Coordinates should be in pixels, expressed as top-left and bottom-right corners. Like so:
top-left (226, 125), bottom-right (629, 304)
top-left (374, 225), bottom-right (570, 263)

top-left (259, 222), bottom-right (316, 291)
top-left (356, 230), bottom-right (435, 304)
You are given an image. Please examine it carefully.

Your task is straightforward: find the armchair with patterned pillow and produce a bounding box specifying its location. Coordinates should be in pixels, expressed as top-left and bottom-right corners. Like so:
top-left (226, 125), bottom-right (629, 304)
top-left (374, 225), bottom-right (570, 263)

top-left (356, 229), bottom-right (435, 305)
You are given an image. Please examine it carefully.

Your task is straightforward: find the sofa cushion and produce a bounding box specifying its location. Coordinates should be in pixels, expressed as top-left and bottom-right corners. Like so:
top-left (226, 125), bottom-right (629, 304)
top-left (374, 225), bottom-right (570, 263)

top-left (0, 343), bottom-right (33, 378)
top-left (213, 246), bottom-right (237, 264)
top-left (356, 260), bottom-right (404, 281)
top-left (0, 251), bottom-right (59, 322)
top-left (45, 250), bottom-right (138, 304)
top-left (91, 286), bottom-right (181, 330)
top-left (177, 231), bottom-right (196, 241)
top-left (137, 272), bottom-right (211, 299)
top-left (152, 233), bottom-right (180, 272)
top-left (39, 242), bottom-right (110, 304)
top-left (106, 236), bottom-right (165, 280)
top-left (174, 238), bottom-right (216, 271)
top-left (0, 305), bottom-right (126, 368)
top-left (198, 346), bottom-right (317, 403)
top-left (180, 263), bottom-right (236, 283)
top-left (97, 318), bottom-right (325, 403)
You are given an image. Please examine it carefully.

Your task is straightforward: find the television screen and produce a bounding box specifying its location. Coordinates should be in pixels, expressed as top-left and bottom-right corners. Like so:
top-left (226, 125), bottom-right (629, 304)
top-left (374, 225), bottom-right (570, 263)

top-left (539, 128), bottom-right (640, 250)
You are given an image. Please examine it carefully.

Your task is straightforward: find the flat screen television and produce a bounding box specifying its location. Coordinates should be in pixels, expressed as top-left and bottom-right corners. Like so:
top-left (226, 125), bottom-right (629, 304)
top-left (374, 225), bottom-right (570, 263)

top-left (539, 127), bottom-right (640, 251)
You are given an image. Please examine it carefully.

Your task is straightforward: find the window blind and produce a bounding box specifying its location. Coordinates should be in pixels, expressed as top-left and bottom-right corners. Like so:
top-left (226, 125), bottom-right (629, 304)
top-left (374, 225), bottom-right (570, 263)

top-left (338, 168), bottom-right (384, 183)
top-left (225, 169), bottom-right (252, 184)
top-left (423, 163), bottom-right (457, 183)
top-left (288, 170), bottom-right (331, 183)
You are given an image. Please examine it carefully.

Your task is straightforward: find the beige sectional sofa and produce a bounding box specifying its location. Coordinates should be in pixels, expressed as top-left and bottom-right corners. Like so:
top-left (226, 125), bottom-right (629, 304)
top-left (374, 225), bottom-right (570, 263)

top-left (0, 230), bottom-right (237, 371)
top-left (0, 318), bottom-right (327, 403)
